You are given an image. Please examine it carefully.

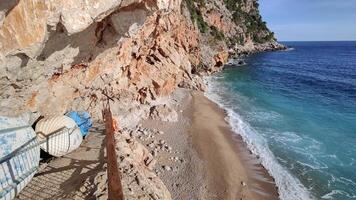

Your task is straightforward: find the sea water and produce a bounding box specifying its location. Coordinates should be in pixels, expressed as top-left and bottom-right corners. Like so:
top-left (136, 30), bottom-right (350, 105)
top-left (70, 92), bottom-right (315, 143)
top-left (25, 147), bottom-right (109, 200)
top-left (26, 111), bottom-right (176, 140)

top-left (205, 41), bottom-right (356, 200)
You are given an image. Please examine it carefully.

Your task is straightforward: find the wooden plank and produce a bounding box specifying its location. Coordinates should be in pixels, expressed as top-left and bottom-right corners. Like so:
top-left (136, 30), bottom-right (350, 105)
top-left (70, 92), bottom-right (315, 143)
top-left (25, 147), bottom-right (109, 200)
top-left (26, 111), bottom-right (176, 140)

top-left (103, 103), bottom-right (124, 200)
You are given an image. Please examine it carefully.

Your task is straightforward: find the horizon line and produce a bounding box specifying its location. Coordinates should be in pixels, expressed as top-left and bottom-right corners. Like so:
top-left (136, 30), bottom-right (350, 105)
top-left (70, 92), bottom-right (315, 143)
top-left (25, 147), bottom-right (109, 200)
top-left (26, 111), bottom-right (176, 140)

top-left (278, 40), bottom-right (356, 42)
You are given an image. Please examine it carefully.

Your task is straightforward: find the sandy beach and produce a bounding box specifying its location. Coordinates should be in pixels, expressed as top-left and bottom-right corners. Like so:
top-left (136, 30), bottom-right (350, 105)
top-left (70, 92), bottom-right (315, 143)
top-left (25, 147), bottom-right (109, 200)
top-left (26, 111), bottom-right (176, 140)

top-left (14, 88), bottom-right (279, 200)
top-left (141, 88), bottom-right (279, 200)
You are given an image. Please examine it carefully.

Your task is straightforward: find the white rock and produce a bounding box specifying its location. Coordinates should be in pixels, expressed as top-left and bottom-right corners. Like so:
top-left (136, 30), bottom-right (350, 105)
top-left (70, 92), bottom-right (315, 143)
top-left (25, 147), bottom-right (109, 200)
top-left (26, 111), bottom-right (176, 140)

top-left (163, 166), bottom-right (171, 171)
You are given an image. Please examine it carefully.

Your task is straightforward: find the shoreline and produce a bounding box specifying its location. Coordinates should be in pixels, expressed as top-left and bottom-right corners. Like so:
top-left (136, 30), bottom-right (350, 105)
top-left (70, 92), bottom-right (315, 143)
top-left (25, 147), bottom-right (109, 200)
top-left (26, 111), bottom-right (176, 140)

top-left (140, 88), bottom-right (279, 199)
top-left (189, 91), bottom-right (279, 200)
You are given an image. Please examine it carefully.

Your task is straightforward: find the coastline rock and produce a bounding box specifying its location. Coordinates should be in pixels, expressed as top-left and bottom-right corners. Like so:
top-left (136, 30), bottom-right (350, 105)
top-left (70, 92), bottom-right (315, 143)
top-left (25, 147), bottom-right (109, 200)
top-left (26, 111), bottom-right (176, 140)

top-left (149, 104), bottom-right (178, 122)
top-left (178, 74), bottom-right (206, 91)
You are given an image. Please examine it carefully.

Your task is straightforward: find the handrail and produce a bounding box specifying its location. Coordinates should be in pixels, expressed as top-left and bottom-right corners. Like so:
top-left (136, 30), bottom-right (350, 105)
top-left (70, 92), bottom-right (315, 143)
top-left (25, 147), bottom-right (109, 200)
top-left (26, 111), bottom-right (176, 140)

top-left (102, 93), bottom-right (124, 200)
top-left (0, 125), bottom-right (30, 135)
top-left (0, 125), bottom-right (77, 199)
top-left (0, 126), bottom-right (77, 165)
top-left (1, 95), bottom-right (125, 199)
top-left (0, 136), bottom-right (38, 165)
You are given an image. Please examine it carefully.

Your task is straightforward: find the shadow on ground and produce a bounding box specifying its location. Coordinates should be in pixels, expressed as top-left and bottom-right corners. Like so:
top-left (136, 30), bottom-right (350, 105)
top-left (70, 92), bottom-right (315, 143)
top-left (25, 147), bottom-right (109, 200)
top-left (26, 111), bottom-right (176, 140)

top-left (15, 125), bottom-right (106, 200)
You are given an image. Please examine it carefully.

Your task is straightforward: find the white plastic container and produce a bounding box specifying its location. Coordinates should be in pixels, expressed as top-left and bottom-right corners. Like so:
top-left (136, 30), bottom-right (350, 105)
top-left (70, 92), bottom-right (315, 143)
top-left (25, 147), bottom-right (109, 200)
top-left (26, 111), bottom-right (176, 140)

top-left (0, 116), bottom-right (40, 200)
top-left (35, 116), bottom-right (83, 157)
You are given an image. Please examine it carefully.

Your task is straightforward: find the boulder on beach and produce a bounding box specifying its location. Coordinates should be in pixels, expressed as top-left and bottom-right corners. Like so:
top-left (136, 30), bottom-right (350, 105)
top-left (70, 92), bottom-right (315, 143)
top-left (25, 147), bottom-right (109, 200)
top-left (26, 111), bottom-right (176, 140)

top-left (149, 104), bottom-right (178, 122)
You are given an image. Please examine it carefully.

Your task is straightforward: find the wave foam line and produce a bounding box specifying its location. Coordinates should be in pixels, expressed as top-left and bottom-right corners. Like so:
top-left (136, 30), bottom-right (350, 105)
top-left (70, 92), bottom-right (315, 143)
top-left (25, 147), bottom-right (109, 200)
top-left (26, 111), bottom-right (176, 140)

top-left (204, 76), bottom-right (313, 200)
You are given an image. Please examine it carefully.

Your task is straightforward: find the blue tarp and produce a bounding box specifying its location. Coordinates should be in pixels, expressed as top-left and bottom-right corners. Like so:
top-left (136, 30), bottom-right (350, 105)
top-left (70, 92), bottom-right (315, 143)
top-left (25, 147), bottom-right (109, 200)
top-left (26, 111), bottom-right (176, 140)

top-left (66, 111), bottom-right (92, 136)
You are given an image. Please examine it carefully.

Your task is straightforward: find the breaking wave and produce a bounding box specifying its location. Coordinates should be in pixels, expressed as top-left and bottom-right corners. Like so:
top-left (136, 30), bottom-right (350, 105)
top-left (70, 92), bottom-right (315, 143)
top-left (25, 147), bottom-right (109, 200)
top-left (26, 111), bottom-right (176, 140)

top-left (204, 76), bottom-right (313, 200)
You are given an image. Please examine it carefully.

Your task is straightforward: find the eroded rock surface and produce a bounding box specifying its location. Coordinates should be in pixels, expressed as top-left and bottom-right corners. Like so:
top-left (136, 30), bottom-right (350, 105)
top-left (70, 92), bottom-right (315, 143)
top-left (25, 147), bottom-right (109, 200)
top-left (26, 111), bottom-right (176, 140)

top-left (0, 0), bottom-right (202, 118)
top-left (149, 104), bottom-right (178, 122)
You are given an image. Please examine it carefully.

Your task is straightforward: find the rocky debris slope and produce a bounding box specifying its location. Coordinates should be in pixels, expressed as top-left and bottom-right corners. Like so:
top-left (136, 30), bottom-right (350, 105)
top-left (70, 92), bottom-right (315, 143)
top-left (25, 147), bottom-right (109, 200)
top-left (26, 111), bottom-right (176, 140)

top-left (149, 104), bottom-right (178, 122)
top-left (116, 127), bottom-right (172, 200)
top-left (81, 126), bottom-right (175, 200)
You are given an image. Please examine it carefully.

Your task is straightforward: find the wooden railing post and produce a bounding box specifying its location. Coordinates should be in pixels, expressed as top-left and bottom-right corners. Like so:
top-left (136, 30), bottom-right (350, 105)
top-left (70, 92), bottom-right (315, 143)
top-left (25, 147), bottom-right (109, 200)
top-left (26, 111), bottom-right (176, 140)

top-left (102, 97), bottom-right (124, 200)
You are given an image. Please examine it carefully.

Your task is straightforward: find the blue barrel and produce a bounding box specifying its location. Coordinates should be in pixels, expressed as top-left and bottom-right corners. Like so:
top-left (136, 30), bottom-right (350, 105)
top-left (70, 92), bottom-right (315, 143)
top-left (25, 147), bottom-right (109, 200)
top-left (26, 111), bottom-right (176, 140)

top-left (0, 116), bottom-right (40, 199)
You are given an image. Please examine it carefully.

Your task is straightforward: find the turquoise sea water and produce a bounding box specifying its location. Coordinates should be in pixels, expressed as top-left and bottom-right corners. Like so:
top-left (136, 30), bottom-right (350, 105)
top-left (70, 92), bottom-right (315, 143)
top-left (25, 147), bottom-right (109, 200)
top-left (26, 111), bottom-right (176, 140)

top-left (205, 42), bottom-right (356, 200)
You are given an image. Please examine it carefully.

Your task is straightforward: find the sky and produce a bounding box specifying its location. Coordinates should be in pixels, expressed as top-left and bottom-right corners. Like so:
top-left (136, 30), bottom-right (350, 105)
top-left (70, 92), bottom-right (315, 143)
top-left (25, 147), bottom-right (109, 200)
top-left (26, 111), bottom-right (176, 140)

top-left (259, 0), bottom-right (356, 41)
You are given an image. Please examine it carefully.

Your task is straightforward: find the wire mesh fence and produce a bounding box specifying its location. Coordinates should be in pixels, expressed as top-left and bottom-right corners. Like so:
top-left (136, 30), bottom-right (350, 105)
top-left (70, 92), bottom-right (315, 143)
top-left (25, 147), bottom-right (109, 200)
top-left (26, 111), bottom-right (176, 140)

top-left (0, 126), bottom-right (80, 199)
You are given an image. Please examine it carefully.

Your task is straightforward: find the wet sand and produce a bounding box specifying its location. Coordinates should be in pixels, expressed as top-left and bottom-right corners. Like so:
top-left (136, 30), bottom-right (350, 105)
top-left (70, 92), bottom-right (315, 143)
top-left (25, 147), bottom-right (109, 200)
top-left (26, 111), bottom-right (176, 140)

top-left (189, 90), bottom-right (279, 200)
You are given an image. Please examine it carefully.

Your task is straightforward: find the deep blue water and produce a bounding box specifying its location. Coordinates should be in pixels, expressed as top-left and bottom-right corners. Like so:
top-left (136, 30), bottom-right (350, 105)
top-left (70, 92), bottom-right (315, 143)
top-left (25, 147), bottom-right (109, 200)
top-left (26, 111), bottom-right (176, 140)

top-left (205, 41), bottom-right (356, 200)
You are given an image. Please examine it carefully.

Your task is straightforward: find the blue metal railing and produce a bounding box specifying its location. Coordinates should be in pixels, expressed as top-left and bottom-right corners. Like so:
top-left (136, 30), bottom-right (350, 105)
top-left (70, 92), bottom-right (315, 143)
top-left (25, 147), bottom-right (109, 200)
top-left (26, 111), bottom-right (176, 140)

top-left (0, 126), bottom-right (78, 199)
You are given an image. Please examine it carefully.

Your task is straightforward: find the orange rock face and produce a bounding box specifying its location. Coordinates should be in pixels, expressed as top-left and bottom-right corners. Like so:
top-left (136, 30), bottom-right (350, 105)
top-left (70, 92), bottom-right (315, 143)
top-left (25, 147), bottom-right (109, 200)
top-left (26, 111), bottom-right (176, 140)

top-left (0, 0), bottom-right (48, 58)
top-left (204, 9), bottom-right (233, 35)
top-left (0, 0), bottom-right (281, 117)
top-left (0, 0), bottom-right (202, 117)
top-left (214, 51), bottom-right (229, 66)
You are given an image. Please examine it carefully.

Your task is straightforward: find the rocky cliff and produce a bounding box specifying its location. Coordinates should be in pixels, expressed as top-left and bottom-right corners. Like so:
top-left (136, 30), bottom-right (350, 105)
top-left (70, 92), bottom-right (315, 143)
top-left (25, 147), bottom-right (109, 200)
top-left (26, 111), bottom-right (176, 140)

top-left (0, 0), bottom-right (283, 118)
top-left (1, 0), bottom-right (283, 198)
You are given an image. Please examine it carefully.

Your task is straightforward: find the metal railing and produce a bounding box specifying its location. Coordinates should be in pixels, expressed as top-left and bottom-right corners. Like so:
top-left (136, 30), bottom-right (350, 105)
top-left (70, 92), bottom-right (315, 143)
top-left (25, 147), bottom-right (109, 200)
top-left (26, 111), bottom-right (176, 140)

top-left (0, 125), bottom-right (78, 199)
top-left (1, 90), bottom-right (124, 199)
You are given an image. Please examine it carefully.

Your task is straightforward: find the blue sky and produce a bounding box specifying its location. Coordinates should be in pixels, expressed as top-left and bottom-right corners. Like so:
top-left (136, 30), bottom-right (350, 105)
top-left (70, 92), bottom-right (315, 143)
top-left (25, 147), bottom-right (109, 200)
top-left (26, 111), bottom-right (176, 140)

top-left (259, 0), bottom-right (356, 41)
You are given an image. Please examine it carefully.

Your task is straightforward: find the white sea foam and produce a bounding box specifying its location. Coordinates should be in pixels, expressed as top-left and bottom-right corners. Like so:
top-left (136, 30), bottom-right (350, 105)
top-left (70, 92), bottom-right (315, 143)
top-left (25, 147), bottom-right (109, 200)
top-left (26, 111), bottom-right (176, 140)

top-left (204, 76), bottom-right (313, 200)
top-left (283, 47), bottom-right (295, 52)
top-left (321, 190), bottom-right (356, 199)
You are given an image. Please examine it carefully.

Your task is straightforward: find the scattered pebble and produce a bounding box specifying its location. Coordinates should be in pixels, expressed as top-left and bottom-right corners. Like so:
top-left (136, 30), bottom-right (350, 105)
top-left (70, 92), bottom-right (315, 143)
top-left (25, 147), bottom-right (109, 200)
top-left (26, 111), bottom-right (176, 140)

top-left (147, 142), bottom-right (155, 148)
top-left (162, 165), bottom-right (172, 171)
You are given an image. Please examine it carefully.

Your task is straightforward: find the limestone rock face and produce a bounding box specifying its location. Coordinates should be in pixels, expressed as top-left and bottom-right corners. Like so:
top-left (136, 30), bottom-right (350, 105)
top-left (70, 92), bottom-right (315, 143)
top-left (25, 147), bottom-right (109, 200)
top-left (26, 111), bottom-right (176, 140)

top-left (0, 0), bottom-right (201, 118)
top-left (200, 0), bottom-right (240, 38)
top-left (0, 0), bottom-right (122, 58)
top-left (183, 0), bottom-right (286, 72)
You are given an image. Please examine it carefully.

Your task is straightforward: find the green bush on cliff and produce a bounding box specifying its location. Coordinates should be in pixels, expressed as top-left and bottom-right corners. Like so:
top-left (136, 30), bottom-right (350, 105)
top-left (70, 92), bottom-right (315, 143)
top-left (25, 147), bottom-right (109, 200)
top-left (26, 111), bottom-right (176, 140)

top-left (253, 32), bottom-right (275, 43)
top-left (224, 0), bottom-right (243, 11)
top-left (185, 0), bottom-right (209, 33)
top-left (224, 0), bottom-right (275, 44)
top-left (185, 0), bottom-right (226, 41)
top-left (230, 34), bottom-right (244, 45)
top-left (210, 26), bottom-right (225, 40)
